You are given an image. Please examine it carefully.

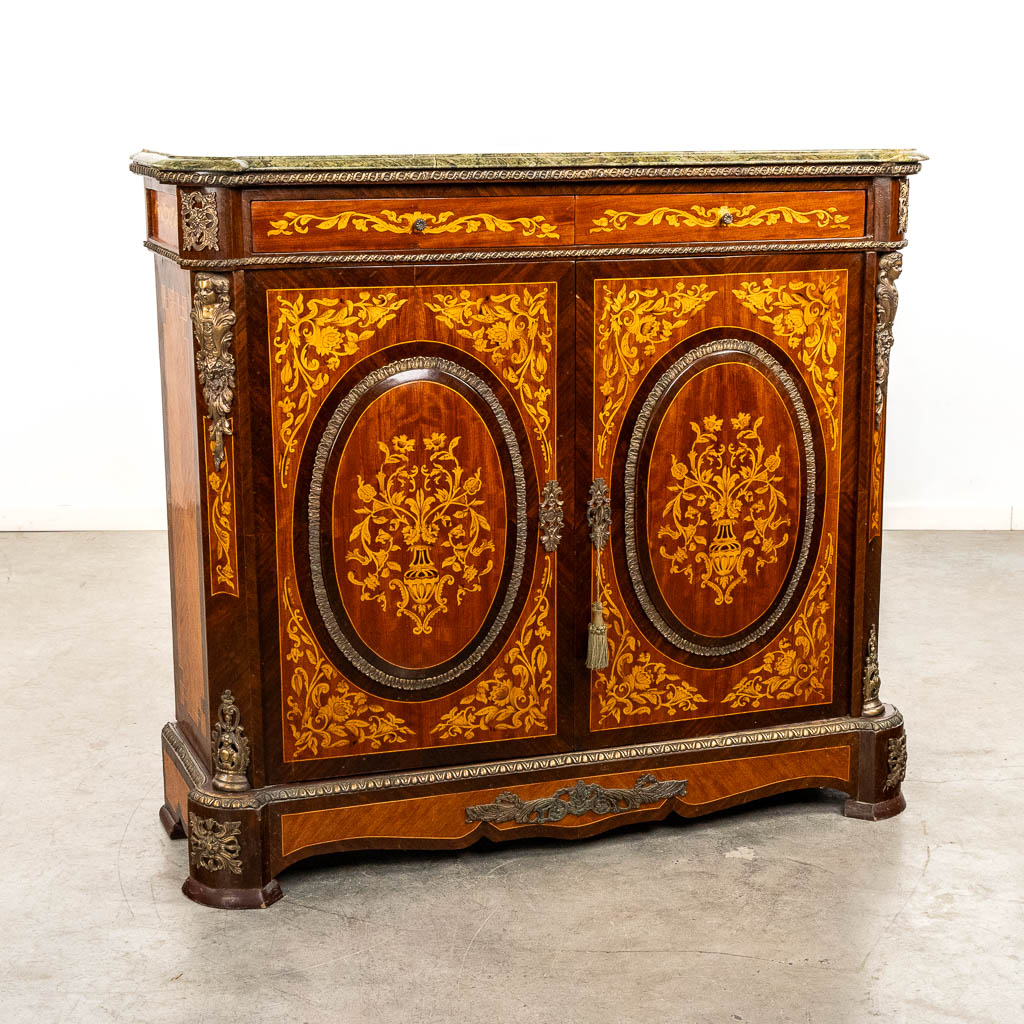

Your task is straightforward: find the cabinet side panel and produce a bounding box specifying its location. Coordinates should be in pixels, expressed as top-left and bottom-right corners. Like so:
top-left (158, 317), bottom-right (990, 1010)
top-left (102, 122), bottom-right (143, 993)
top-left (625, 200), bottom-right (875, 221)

top-left (154, 256), bottom-right (210, 763)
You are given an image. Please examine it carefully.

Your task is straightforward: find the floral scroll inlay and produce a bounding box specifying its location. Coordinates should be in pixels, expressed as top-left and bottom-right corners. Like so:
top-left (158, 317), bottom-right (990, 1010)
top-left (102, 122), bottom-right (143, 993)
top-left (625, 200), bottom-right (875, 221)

top-left (732, 276), bottom-right (845, 449)
top-left (345, 433), bottom-right (495, 637)
top-left (595, 586), bottom-right (707, 726)
top-left (721, 536), bottom-right (835, 709)
top-left (272, 291), bottom-right (408, 486)
top-left (205, 439), bottom-right (238, 596)
top-left (658, 412), bottom-right (790, 606)
top-left (426, 288), bottom-right (554, 471)
top-left (268, 208), bottom-right (561, 240)
top-left (283, 578), bottom-right (413, 757)
top-left (870, 426), bottom-right (884, 539)
top-left (431, 556), bottom-right (554, 740)
top-left (590, 203), bottom-right (852, 234)
top-left (596, 281), bottom-right (716, 468)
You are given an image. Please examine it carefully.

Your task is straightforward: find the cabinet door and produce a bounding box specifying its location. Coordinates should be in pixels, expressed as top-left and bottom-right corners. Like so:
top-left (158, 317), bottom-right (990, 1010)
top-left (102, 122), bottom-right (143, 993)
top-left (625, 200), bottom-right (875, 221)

top-left (247, 262), bottom-right (575, 782)
top-left (576, 256), bottom-right (865, 747)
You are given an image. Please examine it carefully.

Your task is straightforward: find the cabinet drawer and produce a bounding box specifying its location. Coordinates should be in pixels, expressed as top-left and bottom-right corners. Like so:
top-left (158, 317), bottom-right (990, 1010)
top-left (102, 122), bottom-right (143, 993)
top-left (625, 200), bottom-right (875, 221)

top-left (251, 196), bottom-right (575, 252)
top-left (577, 190), bottom-right (866, 244)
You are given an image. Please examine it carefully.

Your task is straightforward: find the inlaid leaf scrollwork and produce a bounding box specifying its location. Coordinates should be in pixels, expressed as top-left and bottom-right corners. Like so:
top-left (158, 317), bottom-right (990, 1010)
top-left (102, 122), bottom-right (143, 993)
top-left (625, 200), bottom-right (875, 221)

top-left (596, 281), bottom-right (716, 468)
top-left (272, 291), bottom-right (408, 486)
top-left (658, 412), bottom-right (790, 605)
top-left (591, 203), bottom-right (852, 234)
top-left (732, 275), bottom-right (845, 449)
top-left (268, 208), bottom-right (561, 240)
top-left (282, 578), bottom-right (414, 756)
top-left (594, 585), bottom-right (707, 726)
top-left (431, 555), bottom-right (554, 740)
top-left (870, 425), bottom-right (885, 538)
top-left (426, 288), bottom-right (554, 471)
top-left (206, 441), bottom-right (238, 595)
top-left (345, 433), bottom-right (495, 636)
top-left (721, 535), bottom-right (835, 709)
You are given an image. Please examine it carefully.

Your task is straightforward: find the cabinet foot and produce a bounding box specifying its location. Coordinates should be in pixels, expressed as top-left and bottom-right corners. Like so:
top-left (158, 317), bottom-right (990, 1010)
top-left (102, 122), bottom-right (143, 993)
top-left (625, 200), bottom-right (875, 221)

top-left (842, 706), bottom-right (907, 819)
top-left (843, 792), bottom-right (906, 820)
top-left (159, 803), bottom-right (186, 839)
top-left (182, 876), bottom-right (283, 910)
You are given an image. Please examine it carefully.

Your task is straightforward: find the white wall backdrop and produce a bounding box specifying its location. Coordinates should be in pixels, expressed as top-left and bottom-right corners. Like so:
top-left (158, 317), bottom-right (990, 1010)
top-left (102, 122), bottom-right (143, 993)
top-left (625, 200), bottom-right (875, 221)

top-left (1, 0), bottom-right (1020, 530)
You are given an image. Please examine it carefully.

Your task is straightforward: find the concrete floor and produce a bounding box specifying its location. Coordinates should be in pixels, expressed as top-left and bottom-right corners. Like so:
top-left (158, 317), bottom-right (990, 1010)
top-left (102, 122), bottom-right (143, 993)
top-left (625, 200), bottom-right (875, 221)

top-left (0, 531), bottom-right (1021, 1023)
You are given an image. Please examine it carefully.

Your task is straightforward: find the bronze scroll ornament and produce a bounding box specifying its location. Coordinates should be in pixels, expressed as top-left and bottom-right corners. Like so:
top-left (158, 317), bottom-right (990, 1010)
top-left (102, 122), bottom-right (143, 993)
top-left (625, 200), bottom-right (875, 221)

top-left (465, 773), bottom-right (688, 824)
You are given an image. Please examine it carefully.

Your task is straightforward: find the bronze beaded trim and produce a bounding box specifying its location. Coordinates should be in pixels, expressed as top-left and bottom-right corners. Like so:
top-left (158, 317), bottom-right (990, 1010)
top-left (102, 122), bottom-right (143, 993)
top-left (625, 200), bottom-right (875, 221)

top-left (144, 237), bottom-right (908, 270)
top-left (131, 160), bottom-right (923, 187)
top-left (166, 706), bottom-right (905, 810)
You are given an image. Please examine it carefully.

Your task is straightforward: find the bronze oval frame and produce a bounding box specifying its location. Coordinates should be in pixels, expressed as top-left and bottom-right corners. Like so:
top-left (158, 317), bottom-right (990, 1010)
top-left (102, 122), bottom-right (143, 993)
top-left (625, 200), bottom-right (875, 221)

top-left (308, 355), bottom-right (528, 690)
top-left (623, 337), bottom-right (817, 657)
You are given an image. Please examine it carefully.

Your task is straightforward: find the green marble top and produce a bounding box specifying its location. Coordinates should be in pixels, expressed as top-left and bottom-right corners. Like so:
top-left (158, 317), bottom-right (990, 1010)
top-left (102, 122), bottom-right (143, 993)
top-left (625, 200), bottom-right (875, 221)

top-left (131, 148), bottom-right (926, 177)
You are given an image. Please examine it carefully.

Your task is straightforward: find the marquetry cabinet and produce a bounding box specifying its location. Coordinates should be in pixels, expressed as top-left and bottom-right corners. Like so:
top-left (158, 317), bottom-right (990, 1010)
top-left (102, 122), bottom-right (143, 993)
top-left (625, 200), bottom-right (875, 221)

top-left (133, 149), bottom-right (922, 908)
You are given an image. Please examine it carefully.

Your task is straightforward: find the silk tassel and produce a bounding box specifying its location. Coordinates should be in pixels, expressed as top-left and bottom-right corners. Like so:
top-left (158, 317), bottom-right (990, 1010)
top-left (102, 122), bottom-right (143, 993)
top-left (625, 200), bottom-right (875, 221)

top-left (585, 600), bottom-right (609, 669)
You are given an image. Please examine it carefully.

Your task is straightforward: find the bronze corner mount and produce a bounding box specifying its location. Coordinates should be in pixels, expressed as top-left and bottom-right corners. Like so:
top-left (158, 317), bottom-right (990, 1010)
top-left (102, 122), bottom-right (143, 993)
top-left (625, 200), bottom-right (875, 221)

top-left (188, 813), bottom-right (243, 874)
top-left (885, 733), bottom-right (908, 790)
top-left (874, 253), bottom-right (902, 426)
top-left (861, 625), bottom-right (884, 717)
top-left (191, 273), bottom-right (236, 470)
top-left (180, 191), bottom-right (219, 252)
top-left (211, 689), bottom-right (250, 792)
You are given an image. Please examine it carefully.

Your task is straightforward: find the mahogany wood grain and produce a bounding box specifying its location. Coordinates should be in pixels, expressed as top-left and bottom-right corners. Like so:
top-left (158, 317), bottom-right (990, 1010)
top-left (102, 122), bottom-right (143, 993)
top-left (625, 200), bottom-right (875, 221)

top-left (154, 256), bottom-right (210, 762)
top-left (160, 750), bottom-right (188, 839)
top-left (146, 185), bottom-right (179, 251)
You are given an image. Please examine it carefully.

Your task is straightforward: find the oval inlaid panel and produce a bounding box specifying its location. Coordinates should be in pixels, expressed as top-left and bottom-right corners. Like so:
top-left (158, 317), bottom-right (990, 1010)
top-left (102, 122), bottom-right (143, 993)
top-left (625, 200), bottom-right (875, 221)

top-left (309, 356), bottom-right (527, 689)
top-left (625, 338), bottom-right (816, 656)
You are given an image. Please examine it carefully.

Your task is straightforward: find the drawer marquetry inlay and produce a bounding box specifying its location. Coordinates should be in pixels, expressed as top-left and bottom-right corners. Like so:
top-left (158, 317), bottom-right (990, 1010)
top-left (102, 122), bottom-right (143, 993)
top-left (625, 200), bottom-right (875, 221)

top-left (591, 202), bottom-right (853, 234)
top-left (268, 208), bottom-right (561, 240)
top-left (252, 197), bottom-right (576, 253)
top-left (577, 189), bottom-right (866, 246)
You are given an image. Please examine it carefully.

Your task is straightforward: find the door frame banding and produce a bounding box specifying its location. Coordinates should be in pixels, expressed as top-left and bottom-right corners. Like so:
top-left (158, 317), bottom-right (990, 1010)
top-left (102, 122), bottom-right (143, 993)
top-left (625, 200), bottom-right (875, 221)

top-left (623, 337), bottom-right (817, 657)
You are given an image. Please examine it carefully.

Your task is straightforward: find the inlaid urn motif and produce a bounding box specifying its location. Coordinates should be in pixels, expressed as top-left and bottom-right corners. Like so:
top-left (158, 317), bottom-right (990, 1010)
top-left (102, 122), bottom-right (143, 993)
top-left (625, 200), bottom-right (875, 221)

top-left (658, 412), bottom-right (791, 606)
top-left (345, 432), bottom-right (495, 637)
